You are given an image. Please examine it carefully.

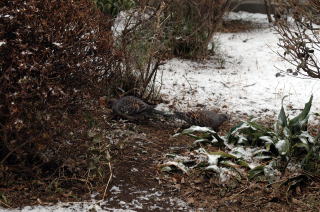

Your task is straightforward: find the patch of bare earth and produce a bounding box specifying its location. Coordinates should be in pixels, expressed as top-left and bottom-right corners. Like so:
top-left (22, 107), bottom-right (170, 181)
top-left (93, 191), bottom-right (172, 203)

top-left (98, 116), bottom-right (320, 211)
top-left (220, 19), bottom-right (263, 33)
top-left (101, 121), bottom-right (194, 211)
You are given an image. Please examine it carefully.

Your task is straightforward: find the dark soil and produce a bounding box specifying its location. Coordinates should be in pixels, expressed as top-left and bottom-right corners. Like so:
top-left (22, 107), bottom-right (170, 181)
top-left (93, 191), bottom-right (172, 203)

top-left (220, 20), bottom-right (264, 33)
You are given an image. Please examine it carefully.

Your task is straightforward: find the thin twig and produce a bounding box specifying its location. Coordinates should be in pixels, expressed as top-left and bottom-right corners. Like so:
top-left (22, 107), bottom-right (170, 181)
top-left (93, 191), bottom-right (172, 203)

top-left (243, 83), bottom-right (256, 88)
top-left (0, 200), bottom-right (11, 208)
top-left (101, 161), bottom-right (112, 201)
top-left (182, 75), bottom-right (193, 90)
top-left (220, 81), bottom-right (230, 88)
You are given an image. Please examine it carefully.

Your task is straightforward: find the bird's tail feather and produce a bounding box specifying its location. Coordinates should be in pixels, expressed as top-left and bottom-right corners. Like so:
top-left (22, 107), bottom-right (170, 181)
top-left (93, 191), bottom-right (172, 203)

top-left (151, 109), bottom-right (174, 117)
top-left (173, 111), bottom-right (188, 121)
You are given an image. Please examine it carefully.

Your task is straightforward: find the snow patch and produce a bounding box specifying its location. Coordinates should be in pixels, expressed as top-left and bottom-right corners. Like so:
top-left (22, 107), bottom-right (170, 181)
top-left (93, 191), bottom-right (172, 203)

top-left (158, 12), bottom-right (320, 120)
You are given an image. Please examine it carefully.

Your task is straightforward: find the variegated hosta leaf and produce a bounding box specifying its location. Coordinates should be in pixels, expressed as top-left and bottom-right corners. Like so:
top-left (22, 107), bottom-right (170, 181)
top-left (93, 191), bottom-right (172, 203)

top-left (288, 95), bottom-right (313, 133)
top-left (182, 126), bottom-right (216, 135)
top-left (293, 143), bottom-right (310, 151)
top-left (248, 165), bottom-right (265, 180)
top-left (275, 139), bottom-right (290, 155)
top-left (275, 96), bottom-right (288, 135)
top-left (299, 131), bottom-right (314, 144)
top-left (160, 161), bottom-right (189, 174)
top-left (229, 122), bottom-right (251, 135)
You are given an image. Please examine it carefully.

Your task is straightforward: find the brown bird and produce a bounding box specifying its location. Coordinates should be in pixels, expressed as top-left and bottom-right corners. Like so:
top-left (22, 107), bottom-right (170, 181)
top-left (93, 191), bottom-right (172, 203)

top-left (174, 110), bottom-right (228, 131)
top-left (108, 96), bottom-right (167, 120)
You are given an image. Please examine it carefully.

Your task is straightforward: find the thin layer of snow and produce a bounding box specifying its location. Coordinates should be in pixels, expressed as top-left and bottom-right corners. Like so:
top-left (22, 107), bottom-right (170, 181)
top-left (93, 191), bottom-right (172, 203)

top-left (207, 154), bottom-right (220, 165)
top-left (110, 186), bottom-right (121, 194)
top-left (2, 188), bottom-right (191, 212)
top-left (1, 202), bottom-right (133, 212)
top-left (205, 165), bottom-right (235, 183)
top-left (230, 146), bottom-right (256, 161)
top-left (52, 42), bottom-right (62, 47)
top-left (158, 12), bottom-right (320, 124)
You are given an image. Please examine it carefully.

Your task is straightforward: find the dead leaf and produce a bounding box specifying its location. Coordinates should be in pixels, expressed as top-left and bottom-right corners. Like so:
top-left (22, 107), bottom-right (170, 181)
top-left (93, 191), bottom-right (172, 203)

top-left (187, 197), bottom-right (195, 205)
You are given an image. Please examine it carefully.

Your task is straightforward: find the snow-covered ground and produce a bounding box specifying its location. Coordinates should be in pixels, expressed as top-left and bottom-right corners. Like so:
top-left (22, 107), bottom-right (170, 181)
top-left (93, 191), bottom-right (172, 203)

top-left (1, 188), bottom-right (191, 212)
top-left (3, 11), bottom-right (320, 212)
top-left (158, 12), bottom-right (320, 124)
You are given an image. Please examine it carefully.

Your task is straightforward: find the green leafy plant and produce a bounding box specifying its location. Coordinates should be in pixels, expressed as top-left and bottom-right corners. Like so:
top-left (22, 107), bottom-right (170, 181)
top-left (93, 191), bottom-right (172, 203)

top-left (161, 95), bottom-right (320, 183)
top-left (94, 0), bottom-right (135, 17)
top-left (228, 95), bottom-right (320, 174)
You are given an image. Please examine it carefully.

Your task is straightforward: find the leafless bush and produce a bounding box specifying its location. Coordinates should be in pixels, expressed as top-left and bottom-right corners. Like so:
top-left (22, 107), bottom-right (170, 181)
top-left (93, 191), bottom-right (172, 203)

top-left (109, 3), bottom-right (167, 99)
top-left (274, 0), bottom-right (320, 78)
top-left (136, 0), bottom-right (231, 60)
top-left (165, 0), bottom-right (231, 59)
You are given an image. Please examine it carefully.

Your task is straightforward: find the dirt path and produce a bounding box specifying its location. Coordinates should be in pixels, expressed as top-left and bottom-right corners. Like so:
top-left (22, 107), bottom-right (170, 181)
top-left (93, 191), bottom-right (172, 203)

top-left (102, 123), bottom-right (195, 211)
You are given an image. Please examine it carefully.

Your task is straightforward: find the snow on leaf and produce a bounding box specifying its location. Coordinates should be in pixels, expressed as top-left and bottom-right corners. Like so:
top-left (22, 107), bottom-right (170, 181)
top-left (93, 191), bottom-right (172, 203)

top-left (259, 136), bottom-right (274, 144)
top-left (230, 122), bottom-right (251, 135)
top-left (275, 139), bottom-right (289, 155)
top-left (182, 126), bottom-right (216, 134)
top-left (238, 135), bottom-right (248, 144)
top-left (161, 161), bottom-right (189, 175)
top-left (299, 131), bottom-right (314, 144)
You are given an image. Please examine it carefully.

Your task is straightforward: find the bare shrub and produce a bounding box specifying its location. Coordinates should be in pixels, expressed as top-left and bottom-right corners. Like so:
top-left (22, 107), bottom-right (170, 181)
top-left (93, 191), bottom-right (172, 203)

top-left (106, 0), bottom-right (232, 99)
top-left (110, 3), bottom-right (168, 99)
top-left (274, 0), bottom-right (320, 78)
top-left (134, 0), bottom-right (231, 60)
top-left (163, 0), bottom-right (231, 59)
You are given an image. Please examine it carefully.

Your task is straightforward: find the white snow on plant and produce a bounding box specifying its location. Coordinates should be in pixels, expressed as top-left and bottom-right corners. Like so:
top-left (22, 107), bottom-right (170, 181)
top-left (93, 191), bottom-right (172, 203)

top-left (259, 136), bottom-right (274, 144)
top-left (205, 165), bottom-right (235, 183)
top-left (207, 153), bottom-right (220, 165)
top-left (110, 186), bottom-right (121, 194)
top-left (161, 161), bottom-right (189, 174)
top-left (112, 9), bottom-right (151, 38)
top-left (230, 146), bottom-right (256, 161)
top-left (53, 42), bottom-right (62, 47)
top-left (275, 139), bottom-right (287, 155)
top-left (299, 131), bottom-right (314, 144)
top-left (183, 126), bottom-right (216, 134)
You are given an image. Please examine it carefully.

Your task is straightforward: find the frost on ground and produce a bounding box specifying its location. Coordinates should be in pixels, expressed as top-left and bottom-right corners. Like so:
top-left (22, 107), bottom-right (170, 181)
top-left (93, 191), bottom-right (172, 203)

top-left (157, 12), bottom-right (320, 125)
top-left (2, 186), bottom-right (191, 212)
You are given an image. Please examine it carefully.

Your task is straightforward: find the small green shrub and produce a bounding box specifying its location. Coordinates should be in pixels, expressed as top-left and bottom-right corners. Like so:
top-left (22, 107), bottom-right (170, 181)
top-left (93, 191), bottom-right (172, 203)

top-left (228, 95), bottom-right (320, 173)
top-left (94, 0), bottom-right (135, 17)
